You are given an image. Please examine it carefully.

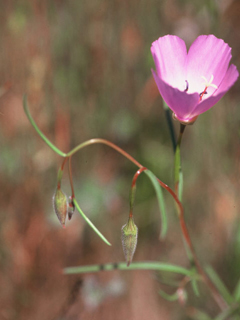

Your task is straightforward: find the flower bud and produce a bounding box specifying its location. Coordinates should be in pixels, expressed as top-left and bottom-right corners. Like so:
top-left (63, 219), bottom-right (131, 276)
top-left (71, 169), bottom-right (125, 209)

top-left (121, 216), bottom-right (138, 266)
top-left (53, 188), bottom-right (68, 227)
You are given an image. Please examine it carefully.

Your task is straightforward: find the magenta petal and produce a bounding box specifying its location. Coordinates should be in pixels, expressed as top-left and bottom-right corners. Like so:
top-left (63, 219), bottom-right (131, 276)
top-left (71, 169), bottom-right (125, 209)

top-left (186, 35), bottom-right (232, 93)
top-left (151, 35), bottom-right (187, 89)
top-left (189, 64), bottom-right (239, 118)
top-left (152, 70), bottom-right (199, 120)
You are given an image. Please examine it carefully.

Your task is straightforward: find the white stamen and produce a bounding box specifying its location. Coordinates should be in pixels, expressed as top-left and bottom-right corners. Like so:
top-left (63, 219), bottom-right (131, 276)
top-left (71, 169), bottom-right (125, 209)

top-left (201, 75), bottom-right (218, 89)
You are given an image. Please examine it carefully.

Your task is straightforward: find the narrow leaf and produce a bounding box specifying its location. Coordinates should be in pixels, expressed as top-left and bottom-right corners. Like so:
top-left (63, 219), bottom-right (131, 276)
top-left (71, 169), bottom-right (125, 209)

top-left (144, 169), bottom-right (167, 239)
top-left (191, 278), bottom-right (200, 297)
top-left (23, 94), bottom-right (66, 157)
top-left (233, 278), bottom-right (240, 301)
top-left (214, 304), bottom-right (240, 320)
top-left (205, 265), bottom-right (233, 305)
top-left (63, 261), bottom-right (191, 276)
top-left (188, 308), bottom-right (213, 320)
top-left (73, 198), bottom-right (111, 246)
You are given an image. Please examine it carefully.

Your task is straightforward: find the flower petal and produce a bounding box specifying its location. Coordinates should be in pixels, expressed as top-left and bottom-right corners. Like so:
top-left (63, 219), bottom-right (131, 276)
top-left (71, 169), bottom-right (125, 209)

top-left (186, 35), bottom-right (232, 94)
top-left (188, 64), bottom-right (239, 118)
top-left (152, 70), bottom-right (199, 120)
top-left (151, 35), bottom-right (187, 89)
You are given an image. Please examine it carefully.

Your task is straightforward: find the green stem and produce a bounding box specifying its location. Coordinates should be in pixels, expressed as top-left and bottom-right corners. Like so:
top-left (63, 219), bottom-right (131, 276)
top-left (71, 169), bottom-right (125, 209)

top-left (174, 123), bottom-right (186, 201)
top-left (63, 261), bottom-right (192, 276)
top-left (163, 101), bottom-right (177, 152)
top-left (23, 96), bottom-right (228, 310)
top-left (173, 123), bottom-right (228, 310)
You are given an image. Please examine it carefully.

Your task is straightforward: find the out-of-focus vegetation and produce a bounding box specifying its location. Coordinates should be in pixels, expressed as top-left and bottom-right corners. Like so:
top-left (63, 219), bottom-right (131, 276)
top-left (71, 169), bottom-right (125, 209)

top-left (0, 0), bottom-right (240, 319)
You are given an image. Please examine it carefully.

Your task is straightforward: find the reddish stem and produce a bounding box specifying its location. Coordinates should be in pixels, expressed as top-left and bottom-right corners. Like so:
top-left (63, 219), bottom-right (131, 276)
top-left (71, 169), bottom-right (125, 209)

top-left (68, 156), bottom-right (75, 199)
top-left (57, 157), bottom-right (68, 189)
top-left (59, 138), bottom-right (227, 310)
top-left (131, 167), bottom-right (147, 188)
top-left (129, 167), bottom-right (147, 218)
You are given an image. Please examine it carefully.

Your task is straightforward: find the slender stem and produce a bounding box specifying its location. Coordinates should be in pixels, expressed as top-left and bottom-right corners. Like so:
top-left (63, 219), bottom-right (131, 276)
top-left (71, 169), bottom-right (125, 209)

top-left (174, 124), bottom-right (186, 199)
top-left (129, 167), bottom-right (147, 217)
top-left (68, 156), bottom-right (75, 198)
top-left (131, 167), bottom-right (147, 188)
top-left (64, 261), bottom-right (192, 276)
top-left (163, 102), bottom-right (177, 152)
top-left (172, 124), bottom-right (228, 310)
top-left (62, 139), bottom-right (227, 309)
top-left (66, 138), bottom-right (228, 309)
top-left (66, 138), bottom-right (142, 168)
top-left (23, 98), bottom-right (228, 310)
top-left (57, 157), bottom-right (68, 189)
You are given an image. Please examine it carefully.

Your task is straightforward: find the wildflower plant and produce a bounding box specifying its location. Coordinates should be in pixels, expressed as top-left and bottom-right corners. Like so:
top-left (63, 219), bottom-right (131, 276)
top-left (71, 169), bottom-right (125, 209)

top-left (23, 34), bottom-right (240, 318)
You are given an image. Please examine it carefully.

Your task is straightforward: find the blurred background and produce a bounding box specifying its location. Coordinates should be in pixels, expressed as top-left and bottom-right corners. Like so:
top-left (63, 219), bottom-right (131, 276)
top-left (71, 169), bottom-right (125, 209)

top-left (0, 0), bottom-right (240, 319)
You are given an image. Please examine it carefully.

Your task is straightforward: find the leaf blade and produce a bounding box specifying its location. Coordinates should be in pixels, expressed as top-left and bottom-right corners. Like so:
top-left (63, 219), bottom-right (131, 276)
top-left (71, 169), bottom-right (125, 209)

top-left (144, 169), bottom-right (167, 239)
top-left (73, 198), bottom-right (111, 246)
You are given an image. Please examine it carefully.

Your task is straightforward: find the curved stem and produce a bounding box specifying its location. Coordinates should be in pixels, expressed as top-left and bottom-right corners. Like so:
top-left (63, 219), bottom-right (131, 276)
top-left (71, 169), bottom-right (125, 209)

top-left (129, 167), bottom-right (147, 216)
top-left (172, 124), bottom-right (228, 310)
top-left (66, 138), bottom-right (142, 168)
top-left (23, 98), bottom-right (227, 310)
top-left (63, 139), bottom-right (228, 309)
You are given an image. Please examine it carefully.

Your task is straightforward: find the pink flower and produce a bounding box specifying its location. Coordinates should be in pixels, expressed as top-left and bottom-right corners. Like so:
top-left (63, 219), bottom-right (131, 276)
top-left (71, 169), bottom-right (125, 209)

top-left (151, 35), bottom-right (239, 124)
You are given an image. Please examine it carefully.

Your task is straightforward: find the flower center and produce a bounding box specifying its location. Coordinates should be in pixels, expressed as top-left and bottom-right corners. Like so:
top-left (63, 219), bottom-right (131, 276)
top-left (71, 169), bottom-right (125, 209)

top-left (199, 75), bottom-right (218, 101)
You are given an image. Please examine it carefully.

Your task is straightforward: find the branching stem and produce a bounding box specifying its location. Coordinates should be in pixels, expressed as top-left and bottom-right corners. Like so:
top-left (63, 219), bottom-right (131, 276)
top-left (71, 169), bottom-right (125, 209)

top-left (23, 96), bottom-right (228, 310)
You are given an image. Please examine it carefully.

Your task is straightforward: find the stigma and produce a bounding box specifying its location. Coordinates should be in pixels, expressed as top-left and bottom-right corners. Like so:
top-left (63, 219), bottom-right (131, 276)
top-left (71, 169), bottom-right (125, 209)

top-left (199, 75), bottom-right (218, 101)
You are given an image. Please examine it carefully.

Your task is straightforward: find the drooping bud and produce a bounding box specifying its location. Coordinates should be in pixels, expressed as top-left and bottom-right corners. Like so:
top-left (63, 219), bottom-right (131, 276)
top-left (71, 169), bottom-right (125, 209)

top-left (121, 216), bottom-right (138, 267)
top-left (53, 188), bottom-right (68, 227)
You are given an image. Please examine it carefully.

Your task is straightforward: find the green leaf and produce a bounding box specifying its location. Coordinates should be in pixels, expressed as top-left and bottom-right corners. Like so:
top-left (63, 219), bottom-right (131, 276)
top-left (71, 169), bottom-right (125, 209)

top-left (174, 143), bottom-right (183, 201)
top-left (191, 278), bottom-right (200, 297)
top-left (73, 198), bottom-right (111, 246)
top-left (144, 170), bottom-right (167, 239)
top-left (214, 304), bottom-right (240, 320)
top-left (188, 308), bottom-right (213, 320)
top-left (233, 278), bottom-right (240, 301)
top-left (63, 261), bottom-right (192, 276)
top-left (205, 265), bottom-right (233, 305)
top-left (23, 94), bottom-right (66, 157)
